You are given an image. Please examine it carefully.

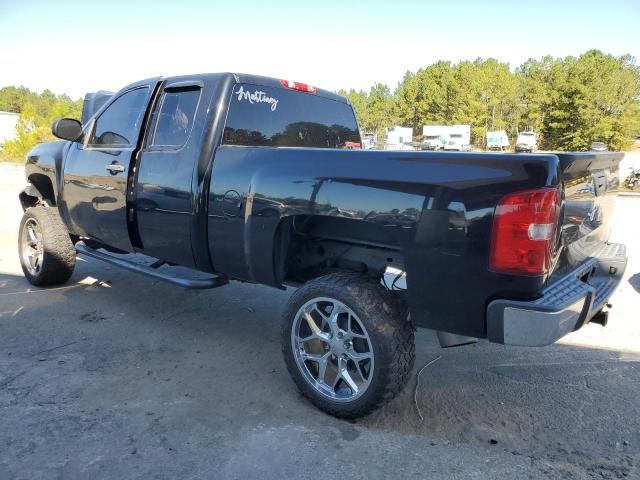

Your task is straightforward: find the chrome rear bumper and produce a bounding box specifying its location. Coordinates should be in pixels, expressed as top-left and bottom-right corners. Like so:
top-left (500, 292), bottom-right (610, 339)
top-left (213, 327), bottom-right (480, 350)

top-left (486, 243), bottom-right (627, 346)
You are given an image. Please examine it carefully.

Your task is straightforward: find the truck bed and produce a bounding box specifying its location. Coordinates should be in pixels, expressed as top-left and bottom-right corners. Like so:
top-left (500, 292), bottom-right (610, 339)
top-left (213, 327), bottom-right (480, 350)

top-left (207, 147), bottom-right (622, 339)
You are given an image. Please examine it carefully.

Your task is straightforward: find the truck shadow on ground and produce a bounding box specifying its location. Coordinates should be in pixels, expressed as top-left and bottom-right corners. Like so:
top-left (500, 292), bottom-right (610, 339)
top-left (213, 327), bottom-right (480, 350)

top-left (629, 272), bottom-right (640, 293)
top-left (1, 262), bottom-right (639, 479)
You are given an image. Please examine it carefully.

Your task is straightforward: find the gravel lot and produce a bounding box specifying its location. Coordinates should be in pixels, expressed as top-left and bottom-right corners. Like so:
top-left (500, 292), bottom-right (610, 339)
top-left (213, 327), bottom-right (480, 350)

top-left (0, 157), bottom-right (639, 480)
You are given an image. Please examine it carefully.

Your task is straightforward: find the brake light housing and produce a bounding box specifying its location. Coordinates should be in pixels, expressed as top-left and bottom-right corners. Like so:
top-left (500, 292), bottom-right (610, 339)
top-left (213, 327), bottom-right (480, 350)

top-left (490, 187), bottom-right (560, 276)
top-left (280, 79), bottom-right (317, 94)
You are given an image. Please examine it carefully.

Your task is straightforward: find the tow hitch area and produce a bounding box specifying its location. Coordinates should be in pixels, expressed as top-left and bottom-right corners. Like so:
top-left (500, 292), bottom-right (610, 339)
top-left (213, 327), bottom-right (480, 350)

top-left (486, 245), bottom-right (627, 347)
top-left (589, 305), bottom-right (610, 327)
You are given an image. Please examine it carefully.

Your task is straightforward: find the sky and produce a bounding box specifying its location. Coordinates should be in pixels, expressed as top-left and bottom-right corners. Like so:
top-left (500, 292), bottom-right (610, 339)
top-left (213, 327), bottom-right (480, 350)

top-left (1, 0), bottom-right (639, 99)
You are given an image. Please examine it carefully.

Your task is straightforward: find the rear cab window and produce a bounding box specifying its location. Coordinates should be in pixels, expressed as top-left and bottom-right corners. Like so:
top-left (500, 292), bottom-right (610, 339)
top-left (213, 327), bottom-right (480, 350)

top-left (222, 83), bottom-right (361, 149)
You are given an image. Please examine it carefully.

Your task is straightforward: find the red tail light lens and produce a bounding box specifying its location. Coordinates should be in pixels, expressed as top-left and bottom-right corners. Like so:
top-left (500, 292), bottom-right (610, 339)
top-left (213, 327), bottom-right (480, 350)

top-left (490, 188), bottom-right (559, 276)
top-left (280, 79), bottom-right (317, 94)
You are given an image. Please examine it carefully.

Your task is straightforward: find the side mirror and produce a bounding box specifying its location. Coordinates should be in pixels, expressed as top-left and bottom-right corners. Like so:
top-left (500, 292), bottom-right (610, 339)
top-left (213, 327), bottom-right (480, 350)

top-left (52, 118), bottom-right (83, 142)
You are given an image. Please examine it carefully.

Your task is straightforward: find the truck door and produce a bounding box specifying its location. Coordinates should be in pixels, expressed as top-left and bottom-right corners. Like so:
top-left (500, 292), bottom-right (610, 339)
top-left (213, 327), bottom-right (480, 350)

top-left (133, 80), bottom-right (203, 267)
top-left (61, 82), bottom-right (155, 252)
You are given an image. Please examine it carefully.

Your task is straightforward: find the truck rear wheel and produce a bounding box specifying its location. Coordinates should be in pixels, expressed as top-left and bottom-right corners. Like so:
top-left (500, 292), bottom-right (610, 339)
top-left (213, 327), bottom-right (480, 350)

top-left (281, 272), bottom-right (415, 418)
top-left (18, 206), bottom-right (76, 286)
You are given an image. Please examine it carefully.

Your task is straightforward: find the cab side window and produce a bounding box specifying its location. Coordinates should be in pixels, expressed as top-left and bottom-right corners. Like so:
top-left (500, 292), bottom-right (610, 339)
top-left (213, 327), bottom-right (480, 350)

top-left (150, 89), bottom-right (200, 149)
top-left (89, 87), bottom-right (149, 147)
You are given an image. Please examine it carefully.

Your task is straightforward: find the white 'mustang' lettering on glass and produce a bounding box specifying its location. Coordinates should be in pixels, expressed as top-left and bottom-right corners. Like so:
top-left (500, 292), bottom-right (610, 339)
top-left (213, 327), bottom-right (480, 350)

top-left (235, 86), bottom-right (279, 111)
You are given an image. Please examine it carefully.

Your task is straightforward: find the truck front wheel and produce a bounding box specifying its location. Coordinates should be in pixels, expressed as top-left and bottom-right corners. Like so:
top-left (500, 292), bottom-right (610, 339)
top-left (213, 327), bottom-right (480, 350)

top-left (18, 207), bottom-right (76, 286)
top-left (281, 272), bottom-right (415, 418)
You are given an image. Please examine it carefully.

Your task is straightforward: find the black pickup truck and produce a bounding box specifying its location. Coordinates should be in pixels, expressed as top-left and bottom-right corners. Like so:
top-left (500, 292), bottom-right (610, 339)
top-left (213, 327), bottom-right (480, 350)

top-left (18, 72), bottom-right (627, 418)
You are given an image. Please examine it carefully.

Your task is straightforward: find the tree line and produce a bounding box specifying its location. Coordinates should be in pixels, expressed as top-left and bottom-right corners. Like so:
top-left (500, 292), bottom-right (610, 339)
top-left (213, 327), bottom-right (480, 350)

top-left (339, 50), bottom-right (640, 151)
top-left (0, 86), bottom-right (82, 162)
top-left (1, 49), bottom-right (639, 163)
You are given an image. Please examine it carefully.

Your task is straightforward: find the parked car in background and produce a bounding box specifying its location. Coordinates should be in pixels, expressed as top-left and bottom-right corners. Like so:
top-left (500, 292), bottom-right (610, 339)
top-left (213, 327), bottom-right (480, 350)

top-left (421, 134), bottom-right (446, 150)
top-left (623, 167), bottom-right (640, 190)
top-left (590, 141), bottom-right (608, 152)
top-left (444, 133), bottom-right (471, 151)
top-left (361, 132), bottom-right (376, 149)
top-left (515, 131), bottom-right (537, 152)
top-left (421, 125), bottom-right (447, 150)
top-left (487, 130), bottom-right (510, 151)
top-left (422, 125), bottom-right (449, 150)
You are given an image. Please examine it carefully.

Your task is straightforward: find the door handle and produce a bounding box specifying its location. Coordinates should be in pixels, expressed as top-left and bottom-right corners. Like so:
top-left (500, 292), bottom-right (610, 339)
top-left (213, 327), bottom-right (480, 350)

top-left (105, 163), bottom-right (125, 174)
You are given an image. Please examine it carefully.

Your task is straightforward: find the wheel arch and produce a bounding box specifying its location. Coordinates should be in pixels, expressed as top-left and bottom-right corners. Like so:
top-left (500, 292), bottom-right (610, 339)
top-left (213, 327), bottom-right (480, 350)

top-left (19, 173), bottom-right (56, 210)
top-left (272, 214), bottom-right (406, 286)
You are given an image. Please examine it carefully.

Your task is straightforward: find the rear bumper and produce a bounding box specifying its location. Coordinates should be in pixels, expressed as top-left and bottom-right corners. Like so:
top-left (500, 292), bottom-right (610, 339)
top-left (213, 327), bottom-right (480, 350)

top-left (486, 243), bottom-right (627, 346)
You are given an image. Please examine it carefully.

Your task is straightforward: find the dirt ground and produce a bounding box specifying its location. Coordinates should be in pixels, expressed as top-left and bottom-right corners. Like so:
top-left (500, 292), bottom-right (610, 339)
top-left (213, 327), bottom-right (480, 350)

top-left (0, 155), bottom-right (639, 480)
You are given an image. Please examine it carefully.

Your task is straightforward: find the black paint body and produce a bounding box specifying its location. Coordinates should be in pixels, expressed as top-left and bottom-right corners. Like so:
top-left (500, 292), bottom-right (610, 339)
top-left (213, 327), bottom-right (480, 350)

top-left (22, 73), bottom-right (624, 339)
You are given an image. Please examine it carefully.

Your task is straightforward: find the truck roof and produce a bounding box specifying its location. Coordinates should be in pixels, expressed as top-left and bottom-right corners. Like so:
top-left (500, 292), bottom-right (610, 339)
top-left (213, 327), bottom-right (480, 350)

top-left (118, 72), bottom-right (348, 105)
top-left (231, 73), bottom-right (347, 103)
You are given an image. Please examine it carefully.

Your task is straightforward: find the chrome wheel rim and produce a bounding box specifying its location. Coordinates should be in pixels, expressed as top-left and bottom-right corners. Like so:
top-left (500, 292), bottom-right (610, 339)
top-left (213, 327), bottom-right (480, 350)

top-left (291, 297), bottom-right (374, 402)
top-left (21, 218), bottom-right (44, 276)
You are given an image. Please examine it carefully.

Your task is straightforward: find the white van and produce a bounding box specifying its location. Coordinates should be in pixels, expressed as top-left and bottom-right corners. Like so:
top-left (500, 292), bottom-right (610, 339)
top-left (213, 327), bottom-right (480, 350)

top-left (421, 126), bottom-right (448, 150)
top-left (515, 131), bottom-right (537, 152)
top-left (487, 130), bottom-right (510, 151)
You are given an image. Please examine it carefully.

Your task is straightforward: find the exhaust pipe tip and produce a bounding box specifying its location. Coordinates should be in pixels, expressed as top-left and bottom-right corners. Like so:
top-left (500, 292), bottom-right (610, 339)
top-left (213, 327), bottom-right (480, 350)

top-left (590, 309), bottom-right (609, 327)
top-left (437, 331), bottom-right (478, 348)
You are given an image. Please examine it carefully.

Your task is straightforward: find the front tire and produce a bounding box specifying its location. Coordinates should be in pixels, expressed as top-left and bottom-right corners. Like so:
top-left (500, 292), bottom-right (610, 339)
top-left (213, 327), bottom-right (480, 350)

top-left (281, 273), bottom-right (415, 418)
top-left (18, 207), bottom-right (76, 286)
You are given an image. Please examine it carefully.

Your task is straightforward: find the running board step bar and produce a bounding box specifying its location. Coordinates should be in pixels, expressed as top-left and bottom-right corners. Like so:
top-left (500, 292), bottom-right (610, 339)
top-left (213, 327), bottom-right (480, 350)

top-left (75, 242), bottom-right (228, 289)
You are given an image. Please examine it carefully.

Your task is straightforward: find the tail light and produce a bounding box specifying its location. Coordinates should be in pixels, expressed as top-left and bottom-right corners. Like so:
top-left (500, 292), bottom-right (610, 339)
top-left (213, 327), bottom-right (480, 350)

top-left (280, 79), bottom-right (317, 94)
top-left (490, 187), bottom-right (559, 276)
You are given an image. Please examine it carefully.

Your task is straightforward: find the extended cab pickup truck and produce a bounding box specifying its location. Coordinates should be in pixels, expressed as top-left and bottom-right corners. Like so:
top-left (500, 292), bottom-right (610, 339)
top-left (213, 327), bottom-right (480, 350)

top-left (18, 73), bottom-right (627, 418)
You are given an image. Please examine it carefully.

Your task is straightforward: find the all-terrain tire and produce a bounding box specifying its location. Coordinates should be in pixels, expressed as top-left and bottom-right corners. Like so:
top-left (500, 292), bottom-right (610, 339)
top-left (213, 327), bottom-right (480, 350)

top-left (18, 206), bottom-right (76, 286)
top-left (281, 272), bottom-right (415, 418)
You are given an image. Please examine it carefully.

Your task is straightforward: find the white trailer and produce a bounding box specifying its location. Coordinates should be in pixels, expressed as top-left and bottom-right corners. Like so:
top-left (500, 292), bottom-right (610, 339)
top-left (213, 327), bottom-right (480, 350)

top-left (444, 124), bottom-right (471, 151)
top-left (385, 126), bottom-right (414, 150)
top-left (0, 111), bottom-right (19, 148)
top-left (487, 130), bottom-right (510, 151)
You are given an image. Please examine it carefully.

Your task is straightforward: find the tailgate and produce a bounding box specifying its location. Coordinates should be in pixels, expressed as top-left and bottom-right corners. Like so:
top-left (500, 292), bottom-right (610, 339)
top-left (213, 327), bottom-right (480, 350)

top-left (486, 152), bottom-right (627, 346)
top-left (550, 152), bottom-right (625, 283)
